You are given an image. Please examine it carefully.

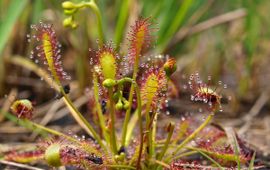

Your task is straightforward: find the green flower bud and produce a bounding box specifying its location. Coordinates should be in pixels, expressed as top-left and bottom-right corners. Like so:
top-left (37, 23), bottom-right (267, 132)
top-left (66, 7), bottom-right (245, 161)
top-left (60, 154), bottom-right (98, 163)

top-left (64, 8), bottom-right (77, 15)
top-left (114, 152), bottom-right (125, 162)
top-left (115, 100), bottom-right (123, 110)
top-left (123, 100), bottom-right (130, 110)
top-left (71, 22), bottom-right (78, 29)
top-left (63, 17), bottom-right (73, 27)
top-left (62, 1), bottom-right (76, 10)
top-left (113, 91), bottom-right (120, 102)
top-left (103, 79), bottom-right (117, 88)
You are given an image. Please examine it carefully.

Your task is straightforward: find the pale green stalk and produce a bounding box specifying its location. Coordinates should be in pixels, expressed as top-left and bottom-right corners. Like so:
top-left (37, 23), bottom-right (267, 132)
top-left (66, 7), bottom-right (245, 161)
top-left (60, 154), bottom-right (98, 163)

top-left (112, 78), bottom-right (143, 169)
top-left (157, 122), bottom-right (175, 161)
top-left (108, 88), bottom-right (118, 154)
top-left (74, 0), bottom-right (105, 45)
top-left (121, 56), bottom-right (140, 147)
top-left (166, 113), bottom-right (214, 161)
top-left (93, 72), bottom-right (109, 143)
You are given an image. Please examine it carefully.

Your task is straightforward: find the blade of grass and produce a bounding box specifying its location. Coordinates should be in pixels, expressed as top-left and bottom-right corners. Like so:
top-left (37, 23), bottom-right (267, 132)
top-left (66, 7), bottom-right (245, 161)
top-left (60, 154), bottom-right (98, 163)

top-left (167, 113), bottom-right (214, 161)
top-left (249, 152), bottom-right (256, 170)
top-left (141, 0), bottom-right (165, 19)
top-left (0, 0), bottom-right (28, 93)
top-left (243, 0), bottom-right (261, 71)
top-left (187, 146), bottom-right (224, 170)
top-left (0, 0), bottom-right (28, 53)
top-left (156, 0), bottom-right (176, 40)
top-left (96, 0), bottom-right (108, 39)
top-left (114, 0), bottom-right (131, 49)
top-left (156, 122), bottom-right (175, 161)
top-left (31, 0), bottom-right (43, 23)
top-left (225, 127), bottom-right (241, 170)
top-left (184, 146), bottom-right (245, 163)
top-left (232, 135), bottom-right (241, 170)
top-left (157, 0), bottom-right (194, 52)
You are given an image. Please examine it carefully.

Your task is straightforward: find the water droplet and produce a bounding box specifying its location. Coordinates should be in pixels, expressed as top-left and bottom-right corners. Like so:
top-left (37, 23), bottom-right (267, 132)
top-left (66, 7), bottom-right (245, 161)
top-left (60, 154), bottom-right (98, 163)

top-left (183, 85), bottom-right (187, 89)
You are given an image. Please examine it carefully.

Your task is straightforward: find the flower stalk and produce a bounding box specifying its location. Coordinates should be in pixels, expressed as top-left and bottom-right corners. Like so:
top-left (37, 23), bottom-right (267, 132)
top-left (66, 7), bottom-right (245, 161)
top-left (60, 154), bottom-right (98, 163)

top-left (107, 87), bottom-right (118, 154)
top-left (93, 72), bottom-right (109, 143)
top-left (121, 56), bottom-right (139, 147)
top-left (62, 0), bottom-right (104, 45)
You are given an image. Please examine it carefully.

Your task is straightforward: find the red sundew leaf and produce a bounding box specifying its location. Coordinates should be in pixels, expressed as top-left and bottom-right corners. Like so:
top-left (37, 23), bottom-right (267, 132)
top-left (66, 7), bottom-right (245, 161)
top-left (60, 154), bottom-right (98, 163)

top-left (38, 136), bottom-right (108, 169)
top-left (89, 44), bottom-right (120, 108)
top-left (90, 43), bottom-right (120, 80)
top-left (127, 18), bottom-right (155, 67)
top-left (188, 73), bottom-right (222, 112)
top-left (29, 22), bottom-right (70, 82)
top-left (4, 150), bottom-right (44, 163)
top-left (170, 160), bottom-right (204, 170)
top-left (139, 61), bottom-right (167, 110)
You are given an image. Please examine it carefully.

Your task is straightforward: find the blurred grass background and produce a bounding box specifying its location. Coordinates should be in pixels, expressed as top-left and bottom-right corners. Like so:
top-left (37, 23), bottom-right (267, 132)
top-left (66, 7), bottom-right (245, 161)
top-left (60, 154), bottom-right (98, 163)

top-left (0, 0), bottom-right (270, 115)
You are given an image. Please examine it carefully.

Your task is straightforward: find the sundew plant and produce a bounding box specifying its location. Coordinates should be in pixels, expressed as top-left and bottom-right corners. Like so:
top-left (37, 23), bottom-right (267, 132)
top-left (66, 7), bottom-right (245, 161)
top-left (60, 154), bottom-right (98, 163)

top-left (1, 1), bottom-right (259, 170)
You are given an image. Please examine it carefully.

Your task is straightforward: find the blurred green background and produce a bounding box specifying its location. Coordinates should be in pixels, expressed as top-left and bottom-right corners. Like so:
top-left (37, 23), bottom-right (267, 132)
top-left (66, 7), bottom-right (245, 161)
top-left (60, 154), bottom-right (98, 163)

top-left (0, 0), bottom-right (270, 115)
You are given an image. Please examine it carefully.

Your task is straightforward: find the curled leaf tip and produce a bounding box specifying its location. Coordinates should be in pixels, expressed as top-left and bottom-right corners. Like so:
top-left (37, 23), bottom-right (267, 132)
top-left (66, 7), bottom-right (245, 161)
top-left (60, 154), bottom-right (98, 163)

top-left (10, 99), bottom-right (34, 119)
top-left (164, 58), bottom-right (177, 77)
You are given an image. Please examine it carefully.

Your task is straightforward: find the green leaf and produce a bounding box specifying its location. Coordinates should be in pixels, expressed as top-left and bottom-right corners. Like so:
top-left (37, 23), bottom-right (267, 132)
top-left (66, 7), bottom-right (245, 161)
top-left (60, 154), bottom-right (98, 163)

top-left (0, 0), bottom-right (28, 54)
top-left (157, 0), bottom-right (194, 52)
top-left (0, 0), bottom-right (28, 93)
top-left (114, 0), bottom-right (131, 48)
top-left (31, 0), bottom-right (44, 23)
